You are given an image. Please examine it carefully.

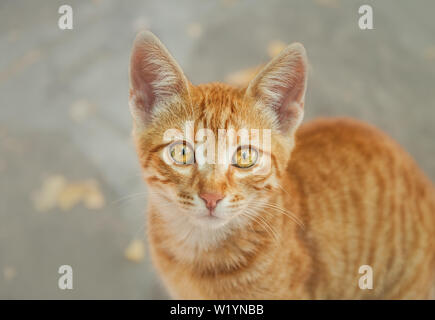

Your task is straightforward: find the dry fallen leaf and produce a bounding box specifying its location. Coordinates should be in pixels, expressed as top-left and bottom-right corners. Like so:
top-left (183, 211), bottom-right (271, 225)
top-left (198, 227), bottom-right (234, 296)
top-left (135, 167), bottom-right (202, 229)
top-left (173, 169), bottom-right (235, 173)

top-left (32, 175), bottom-right (67, 212)
top-left (0, 49), bottom-right (41, 84)
top-left (58, 179), bottom-right (105, 211)
top-left (186, 22), bottom-right (203, 39)
top-left (225, 65), bottom-right (263, 87)
top-left (226, 39), bottom-right (299, 87)
top-left (267, 40), bottom-right (286, 58)
top-left (423, 46), bottom-right (435, 61)
top-left (57, 183), bottom-right (86, 211)
top-left (69, 99), bottom-right (96, 123)
top-left (3, 266), bottom-right (17, 281)
top-left (32, 176), bottom-right (105, 212)
top-left (83, 180), bottom-right (105, 210)
top-left (125, 239), bottom-right (146, 263)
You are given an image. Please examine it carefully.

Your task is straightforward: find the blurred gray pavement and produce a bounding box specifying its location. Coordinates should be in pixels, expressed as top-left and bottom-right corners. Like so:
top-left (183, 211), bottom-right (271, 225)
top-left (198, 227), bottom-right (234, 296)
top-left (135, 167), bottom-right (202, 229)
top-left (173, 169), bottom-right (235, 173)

top-left (0, 0), bottom-right (434, 299)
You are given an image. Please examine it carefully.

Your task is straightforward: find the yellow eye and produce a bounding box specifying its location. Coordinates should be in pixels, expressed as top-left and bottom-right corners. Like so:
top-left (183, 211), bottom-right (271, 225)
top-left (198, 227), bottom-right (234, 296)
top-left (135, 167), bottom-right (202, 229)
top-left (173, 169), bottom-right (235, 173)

top-left (169, 141), bottom-right (194, 165)
top-left (233, 146), bottom-right (258, 168)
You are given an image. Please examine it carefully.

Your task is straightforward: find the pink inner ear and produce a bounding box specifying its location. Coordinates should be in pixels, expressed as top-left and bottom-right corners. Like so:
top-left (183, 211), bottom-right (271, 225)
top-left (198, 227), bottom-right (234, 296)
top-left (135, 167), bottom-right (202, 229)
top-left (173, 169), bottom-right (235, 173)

top-left (268, 70), bottom-right (306, 133)
top-left (129, 33), bottom-right (189, 126)
top-left (130, 46), bottom-right (159, 118)
top-left (130, 31), bottom-right (188, 125)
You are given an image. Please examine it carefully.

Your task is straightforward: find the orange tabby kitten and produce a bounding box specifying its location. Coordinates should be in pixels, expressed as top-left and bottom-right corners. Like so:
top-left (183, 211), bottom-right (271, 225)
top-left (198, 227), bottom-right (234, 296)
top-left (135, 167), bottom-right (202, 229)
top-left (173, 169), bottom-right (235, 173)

top-left (129, 31), bottom-right (435, 299)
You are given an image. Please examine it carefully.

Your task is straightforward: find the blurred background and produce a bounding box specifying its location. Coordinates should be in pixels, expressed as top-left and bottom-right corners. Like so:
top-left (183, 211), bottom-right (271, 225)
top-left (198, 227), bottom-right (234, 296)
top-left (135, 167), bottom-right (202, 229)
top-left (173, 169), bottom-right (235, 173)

top-left (0, 0), bottom-right (434, 299)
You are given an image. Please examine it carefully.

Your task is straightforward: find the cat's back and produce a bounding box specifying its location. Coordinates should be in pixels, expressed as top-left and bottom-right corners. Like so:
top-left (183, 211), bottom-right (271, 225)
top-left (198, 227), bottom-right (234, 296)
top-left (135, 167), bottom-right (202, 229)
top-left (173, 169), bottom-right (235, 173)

top-left (290, 117), bottom-right (434, 193)
top-left (287, 117), bottom-right (435, 299)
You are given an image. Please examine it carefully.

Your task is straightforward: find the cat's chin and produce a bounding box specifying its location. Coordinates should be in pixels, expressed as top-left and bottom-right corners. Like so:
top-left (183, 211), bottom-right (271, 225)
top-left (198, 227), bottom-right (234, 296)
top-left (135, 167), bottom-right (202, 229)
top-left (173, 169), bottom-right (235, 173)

top-left (189, 214), bottom-right (231, 229)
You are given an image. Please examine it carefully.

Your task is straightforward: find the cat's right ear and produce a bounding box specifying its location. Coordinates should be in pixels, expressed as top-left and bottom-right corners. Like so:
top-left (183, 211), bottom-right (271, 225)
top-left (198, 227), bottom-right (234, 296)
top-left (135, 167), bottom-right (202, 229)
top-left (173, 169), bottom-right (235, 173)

top-left (129, 31), bottom-right (189, 129)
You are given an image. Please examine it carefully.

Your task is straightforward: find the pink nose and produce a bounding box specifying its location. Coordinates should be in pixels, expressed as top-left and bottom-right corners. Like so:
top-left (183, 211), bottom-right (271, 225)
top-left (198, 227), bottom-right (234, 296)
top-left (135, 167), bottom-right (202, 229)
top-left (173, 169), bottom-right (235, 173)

top-left (199, 193), bottom-right (224, 211)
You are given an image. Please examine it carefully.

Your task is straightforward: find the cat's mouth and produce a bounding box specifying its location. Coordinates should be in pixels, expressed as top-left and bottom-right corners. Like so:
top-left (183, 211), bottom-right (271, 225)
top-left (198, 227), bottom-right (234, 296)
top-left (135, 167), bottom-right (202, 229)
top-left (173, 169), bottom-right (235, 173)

top-left (199, 214), bottom-right (220, 221)
top-left (190, 209), bottom-right (231, 228)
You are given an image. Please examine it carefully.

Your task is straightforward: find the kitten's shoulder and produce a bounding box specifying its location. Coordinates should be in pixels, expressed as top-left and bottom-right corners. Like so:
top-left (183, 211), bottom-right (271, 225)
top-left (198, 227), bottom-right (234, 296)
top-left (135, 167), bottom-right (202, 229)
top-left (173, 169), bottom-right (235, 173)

top-left (299, 117), bottom-right (383, 136)
top-left (296, 117), bottom-right (393, 149)
top-left (291, 117), bottom-right (408, 169)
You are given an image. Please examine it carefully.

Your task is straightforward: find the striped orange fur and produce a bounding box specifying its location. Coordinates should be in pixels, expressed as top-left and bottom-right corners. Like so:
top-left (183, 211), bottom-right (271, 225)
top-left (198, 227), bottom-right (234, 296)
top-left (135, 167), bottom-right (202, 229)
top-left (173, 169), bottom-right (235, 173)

top-left (129, 31), bottom-right (435, 299)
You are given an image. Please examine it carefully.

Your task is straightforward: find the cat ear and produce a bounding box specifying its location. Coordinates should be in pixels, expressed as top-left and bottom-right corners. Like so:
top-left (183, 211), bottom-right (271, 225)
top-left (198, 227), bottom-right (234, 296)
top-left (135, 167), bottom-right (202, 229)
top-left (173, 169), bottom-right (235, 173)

top-left (245, 43), bottom-right (308, 135)
top-left (129, 31), bottom-right (189, 128)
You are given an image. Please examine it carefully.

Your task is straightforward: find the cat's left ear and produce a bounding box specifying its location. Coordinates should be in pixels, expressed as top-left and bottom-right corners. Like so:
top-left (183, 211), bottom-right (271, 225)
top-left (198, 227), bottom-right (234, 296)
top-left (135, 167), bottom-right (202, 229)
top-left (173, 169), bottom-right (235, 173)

top-left (129, 31), bottom-right (190, 129)
top-left (245, 43), bottom-right (308, 135)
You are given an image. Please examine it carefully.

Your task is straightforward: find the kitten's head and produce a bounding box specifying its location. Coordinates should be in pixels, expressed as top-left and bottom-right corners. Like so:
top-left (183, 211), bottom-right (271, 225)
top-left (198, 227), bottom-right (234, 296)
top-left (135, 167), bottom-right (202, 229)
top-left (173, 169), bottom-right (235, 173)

top-left (129, 31), bottom-right (307, 231)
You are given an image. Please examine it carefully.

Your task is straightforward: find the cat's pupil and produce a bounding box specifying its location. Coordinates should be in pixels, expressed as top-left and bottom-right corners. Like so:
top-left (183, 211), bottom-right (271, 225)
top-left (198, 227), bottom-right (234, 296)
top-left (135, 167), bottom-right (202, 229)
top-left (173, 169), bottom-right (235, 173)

top-left (242, 150), bottom-right (250, 161)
